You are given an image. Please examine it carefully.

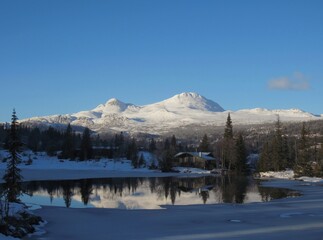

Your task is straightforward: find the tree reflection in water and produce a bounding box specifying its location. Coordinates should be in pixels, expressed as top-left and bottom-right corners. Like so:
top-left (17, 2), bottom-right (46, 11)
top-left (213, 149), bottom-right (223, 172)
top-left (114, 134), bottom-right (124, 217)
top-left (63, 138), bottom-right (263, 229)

top-left (20, 176), bottom-right (299, 209)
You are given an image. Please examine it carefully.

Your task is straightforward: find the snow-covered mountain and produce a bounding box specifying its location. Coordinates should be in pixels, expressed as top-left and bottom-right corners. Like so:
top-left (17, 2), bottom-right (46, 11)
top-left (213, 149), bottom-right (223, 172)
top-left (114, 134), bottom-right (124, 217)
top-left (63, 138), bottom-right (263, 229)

top-left (21, 92), bottom-right (322, 135)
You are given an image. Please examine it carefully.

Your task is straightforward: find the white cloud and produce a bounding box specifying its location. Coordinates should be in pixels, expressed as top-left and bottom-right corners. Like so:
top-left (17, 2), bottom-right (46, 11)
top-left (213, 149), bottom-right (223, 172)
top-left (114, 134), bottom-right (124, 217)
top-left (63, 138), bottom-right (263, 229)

top-left (268, 72), bottom-right (310, 91)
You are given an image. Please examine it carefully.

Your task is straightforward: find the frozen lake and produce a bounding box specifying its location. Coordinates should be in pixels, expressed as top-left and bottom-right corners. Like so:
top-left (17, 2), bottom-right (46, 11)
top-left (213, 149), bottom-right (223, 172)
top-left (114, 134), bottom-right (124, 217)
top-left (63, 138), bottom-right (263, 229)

top-left (20, 176), bottom-right (300, 209)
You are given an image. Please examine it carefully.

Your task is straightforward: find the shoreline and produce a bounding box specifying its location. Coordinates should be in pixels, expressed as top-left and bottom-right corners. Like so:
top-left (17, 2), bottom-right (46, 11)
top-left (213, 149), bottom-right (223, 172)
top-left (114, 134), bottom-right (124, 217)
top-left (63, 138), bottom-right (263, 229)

top-left (0, 168), bottom-right (213, 183)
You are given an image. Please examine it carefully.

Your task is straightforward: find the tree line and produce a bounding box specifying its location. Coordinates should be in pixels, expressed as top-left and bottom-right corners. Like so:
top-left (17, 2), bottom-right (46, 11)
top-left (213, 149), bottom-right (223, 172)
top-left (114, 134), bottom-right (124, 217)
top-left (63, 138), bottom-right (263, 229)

top-left (1, 124), bottom-right (149, 170)
top-left (1, 111), bottom-right (323, 177)
top-left (1, 113), bottom-right (249, 173)
top-left (258, 118), bottom-right (323, 177)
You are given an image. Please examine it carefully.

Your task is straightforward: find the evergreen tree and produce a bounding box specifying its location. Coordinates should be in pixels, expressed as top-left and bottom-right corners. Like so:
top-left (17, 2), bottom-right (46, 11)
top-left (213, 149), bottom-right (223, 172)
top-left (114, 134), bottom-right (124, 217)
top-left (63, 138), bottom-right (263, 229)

top-left (319, 142), bottom-right (323, 176)
top-left (294, 122), bottom-right (312, 177)
top-left (114, 132), bottom-right (125, 158)
top-left (94, 134), bottom-right (102, 147)
top-left (258, 141), bottom-right (272, 172)
top-left (283, 135), bottom-right (293, 168)
top-left (149, 138), bottom-right (156, 152)
top-left (127, 138), bottom-right (138, 168)
top-left (234, 133), bottom-right (248, 174)
top-left (43, 126), bottom-right (62, 156)
top-left (257, 118), bottom-right (290, 172)
top-left (159, 137), bottom-right (177, 172)
top-left (61, 124), bottom-right (74, 159)
top-left (199, 134), bottom-right (209, 152)
top-left (27, 127), bottom-right (41, 152)
top-left (170, 135), bottom-right (177, 151)
top-left (164, 138), bottom-right (170, 151)
top-left (80, 128), bottom-right (92, 160)
top-left (271, 117), bottom-right (288, 171)
top-left (3, 109), bottom-right (23, 202)
top-left (224, 113), bottom-right (233, 139)
top-left (222, 113), bottom-right (235, 170)
top-left (159, 149), bottom-right (174, 172)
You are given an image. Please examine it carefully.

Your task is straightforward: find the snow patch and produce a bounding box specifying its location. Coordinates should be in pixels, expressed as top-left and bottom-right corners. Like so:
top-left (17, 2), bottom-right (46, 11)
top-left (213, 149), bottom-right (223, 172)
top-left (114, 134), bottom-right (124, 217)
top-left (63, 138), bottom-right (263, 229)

top-left (260, 170), bottom-right (323, 183)
top-left (0, 150), bottom-right (154, 172)
top-left (172, 167), bottom-right (211, 174)
top-left (260, 170), bottom-right (294, 179)
top-left (27, 220), bottom-right (47, 238)
top-left (297, 177), bottom-right (323, 183)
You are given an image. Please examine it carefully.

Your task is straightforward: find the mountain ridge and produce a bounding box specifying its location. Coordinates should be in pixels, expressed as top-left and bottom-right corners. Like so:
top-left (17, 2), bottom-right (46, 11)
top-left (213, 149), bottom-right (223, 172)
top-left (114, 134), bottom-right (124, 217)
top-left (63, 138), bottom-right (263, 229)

top-left (20, 92), bottom-right (323, 135)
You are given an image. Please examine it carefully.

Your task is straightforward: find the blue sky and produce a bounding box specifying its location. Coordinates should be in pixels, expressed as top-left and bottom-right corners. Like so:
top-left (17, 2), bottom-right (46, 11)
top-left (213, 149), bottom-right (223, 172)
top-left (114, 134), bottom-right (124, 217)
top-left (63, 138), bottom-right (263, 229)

top-left (0, 0), bottom-right (322, 122)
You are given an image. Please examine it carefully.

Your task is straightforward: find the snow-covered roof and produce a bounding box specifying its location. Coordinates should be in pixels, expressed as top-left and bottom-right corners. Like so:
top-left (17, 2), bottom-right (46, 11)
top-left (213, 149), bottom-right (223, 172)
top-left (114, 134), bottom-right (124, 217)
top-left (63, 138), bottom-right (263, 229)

top-left (174, 152), bottom-right (216, 161)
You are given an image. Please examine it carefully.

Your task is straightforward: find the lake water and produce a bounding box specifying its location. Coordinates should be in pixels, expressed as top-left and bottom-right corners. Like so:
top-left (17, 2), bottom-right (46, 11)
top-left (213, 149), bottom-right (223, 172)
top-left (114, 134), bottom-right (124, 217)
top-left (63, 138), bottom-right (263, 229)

top-left (20, 176), bottom-right (299, 209)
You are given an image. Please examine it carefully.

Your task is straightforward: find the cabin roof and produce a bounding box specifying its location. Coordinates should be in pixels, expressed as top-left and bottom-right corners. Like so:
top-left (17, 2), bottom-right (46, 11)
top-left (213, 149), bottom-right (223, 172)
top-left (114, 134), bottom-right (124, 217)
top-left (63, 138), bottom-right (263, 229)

top-left (174, 152), bottom-right (216, 161)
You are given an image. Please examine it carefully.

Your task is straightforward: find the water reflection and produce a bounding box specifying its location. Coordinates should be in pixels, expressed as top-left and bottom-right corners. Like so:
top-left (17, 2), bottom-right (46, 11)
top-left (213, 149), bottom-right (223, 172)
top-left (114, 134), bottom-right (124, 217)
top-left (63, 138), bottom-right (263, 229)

top-left (20, 176), bottom-right (299, 209)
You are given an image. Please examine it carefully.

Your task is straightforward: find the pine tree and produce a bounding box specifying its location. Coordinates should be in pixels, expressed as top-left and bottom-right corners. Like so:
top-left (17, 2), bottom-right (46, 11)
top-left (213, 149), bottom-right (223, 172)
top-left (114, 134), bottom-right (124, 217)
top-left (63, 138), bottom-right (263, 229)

top-left (164, 139), bottom-right (170, 150)
top-left (282, 135), bottom-right (292, 168)
top-left (158, 137), bottom-right (176, 172)
top-left (127, 138), bottom-right (138, 168)
top-left (319, 142), bottom-right (323, 176)
top-left (257, 118), bottom-right (290, 172)
top-left (61, 124), bottom-right (74, 159)
top-left (80, 128), bottom-right (92, 160)
top-left (258, 141), bottom-right (272, 172)
top-left (271, 117), bottom-right (289, 171)
top-left (160, 149), bottom-right (174, 172)
top-left (294, 122), bottom-right (312, 177)
top-left (3, 109), bottom-right (23, 202)
top-left (222, 113), bottom-right (235, 170)
top-left (224, 113), bottom-right (233, 139)
top-left (27, 127), bottom-right (41, 152)
top-left (234, 133), bottom-right (248, 174)
top-left (48, 127), bottom-right (64, 156)
top-left (170, 135), bottom-right (177, 152)
top-left (149, 138), bottom-right (156, 152)
top-left (199, 134), bottom-right (209, 152)
top-left (114, 132), bottom-right (125, 158)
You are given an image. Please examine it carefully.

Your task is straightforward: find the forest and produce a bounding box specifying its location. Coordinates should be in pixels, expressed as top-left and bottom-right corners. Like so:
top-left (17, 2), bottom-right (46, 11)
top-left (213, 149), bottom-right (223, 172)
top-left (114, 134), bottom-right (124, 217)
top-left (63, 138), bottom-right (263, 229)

top-left (1, 114), bottom-right (323, 177)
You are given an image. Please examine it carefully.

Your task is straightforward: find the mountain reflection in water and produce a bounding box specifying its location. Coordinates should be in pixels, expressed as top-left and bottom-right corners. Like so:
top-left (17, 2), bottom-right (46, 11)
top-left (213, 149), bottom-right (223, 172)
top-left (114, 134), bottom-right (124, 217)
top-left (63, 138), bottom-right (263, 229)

top-left (20, 176), bottom-right (299, 209)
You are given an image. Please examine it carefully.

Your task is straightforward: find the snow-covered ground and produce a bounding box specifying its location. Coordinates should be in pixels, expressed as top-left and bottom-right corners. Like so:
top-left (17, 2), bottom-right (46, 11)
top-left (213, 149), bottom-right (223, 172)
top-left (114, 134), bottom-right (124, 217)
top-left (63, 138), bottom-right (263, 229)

top-left (260, 170), bottom-right (295, 179)
top-left (0, 150), bottom-right (213, 182)
top-left (260, 170), bottom-right (323, 183)
top-left (0, 202), bottom-right (41, 240)
top-left (0, 150), bottom-right (152, 172)
top-left (172, 167), bottom-right (211, 174)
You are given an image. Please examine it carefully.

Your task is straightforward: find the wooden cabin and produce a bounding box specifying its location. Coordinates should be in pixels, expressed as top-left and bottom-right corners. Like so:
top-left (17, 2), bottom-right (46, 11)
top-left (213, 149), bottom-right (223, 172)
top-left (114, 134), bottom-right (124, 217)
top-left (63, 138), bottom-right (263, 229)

top-left (173, 152), bottom-right (218, 169)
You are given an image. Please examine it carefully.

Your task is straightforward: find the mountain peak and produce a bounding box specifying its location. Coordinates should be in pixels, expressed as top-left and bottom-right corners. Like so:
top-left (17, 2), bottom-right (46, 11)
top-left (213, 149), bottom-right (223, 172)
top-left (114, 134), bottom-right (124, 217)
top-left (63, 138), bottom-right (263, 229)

top-left (163, 92), bottom-right (225, 112)
top-left (94, 98), bottom-right (129, 113)
top-left (106, 98), bottom-right (124, 106)
top-left (175, 92), bottom-right (202, 98)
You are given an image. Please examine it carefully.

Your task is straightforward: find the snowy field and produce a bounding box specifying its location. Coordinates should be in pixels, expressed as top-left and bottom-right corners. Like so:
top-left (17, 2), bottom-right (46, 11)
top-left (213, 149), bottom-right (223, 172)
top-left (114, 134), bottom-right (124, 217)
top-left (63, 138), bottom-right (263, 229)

top-left (0, 151), bottom-right (178, 182)
top-left (1, 151), bottom-right (323, 239)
